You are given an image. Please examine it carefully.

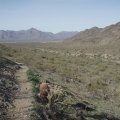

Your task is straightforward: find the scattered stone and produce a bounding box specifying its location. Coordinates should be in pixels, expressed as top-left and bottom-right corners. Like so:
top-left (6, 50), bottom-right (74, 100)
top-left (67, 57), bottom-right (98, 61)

top-left (0, 57), bottom-right (20, 120)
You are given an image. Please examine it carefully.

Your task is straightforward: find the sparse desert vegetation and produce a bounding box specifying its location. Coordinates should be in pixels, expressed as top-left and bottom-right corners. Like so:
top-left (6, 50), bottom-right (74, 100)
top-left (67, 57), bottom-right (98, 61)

top-left (1, 42), bottom-right (120, 119)
top-left (0, 0), bottom-right (120, 119)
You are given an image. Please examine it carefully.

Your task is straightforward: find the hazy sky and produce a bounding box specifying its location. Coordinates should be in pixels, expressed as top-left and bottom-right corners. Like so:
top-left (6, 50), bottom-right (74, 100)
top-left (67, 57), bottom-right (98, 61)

top-left (0, 0), bottom-right (120, 33)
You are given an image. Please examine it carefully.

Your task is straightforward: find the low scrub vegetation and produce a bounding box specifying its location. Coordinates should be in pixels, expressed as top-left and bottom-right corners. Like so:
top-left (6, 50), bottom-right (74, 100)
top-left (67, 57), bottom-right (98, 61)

top-left (27, 69), bottom-right (39, 93)
top-left (1, 43), bottom-right (120, 119)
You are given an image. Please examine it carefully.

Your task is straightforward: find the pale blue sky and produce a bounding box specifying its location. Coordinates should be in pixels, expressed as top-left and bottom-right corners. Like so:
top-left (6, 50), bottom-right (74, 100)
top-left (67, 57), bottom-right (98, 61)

top-left (0, 0), bottom-right (120, 33)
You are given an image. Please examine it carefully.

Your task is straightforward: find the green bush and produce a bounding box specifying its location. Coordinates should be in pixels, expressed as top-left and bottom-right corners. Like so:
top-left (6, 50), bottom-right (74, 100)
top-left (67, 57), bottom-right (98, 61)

top-left (27, 70), bottom-right (39, 84)
top-left (27, 69), bottom-right (40, 93)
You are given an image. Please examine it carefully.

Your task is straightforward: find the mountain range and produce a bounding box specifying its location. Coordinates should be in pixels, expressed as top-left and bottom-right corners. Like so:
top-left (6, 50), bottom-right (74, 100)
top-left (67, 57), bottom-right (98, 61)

top-left (0, 28), bottom-right (78, 42)
top-left (66, 22), bottom-right (120, 45)
top-left (1, 22), bottom-right (120, 44)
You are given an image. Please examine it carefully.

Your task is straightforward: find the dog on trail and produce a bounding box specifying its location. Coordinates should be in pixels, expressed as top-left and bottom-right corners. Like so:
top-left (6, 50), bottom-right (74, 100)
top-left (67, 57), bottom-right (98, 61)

top-left (37, 82), bottom-right (50, 104)
top-left (39, 82), bottom-right (50, 96)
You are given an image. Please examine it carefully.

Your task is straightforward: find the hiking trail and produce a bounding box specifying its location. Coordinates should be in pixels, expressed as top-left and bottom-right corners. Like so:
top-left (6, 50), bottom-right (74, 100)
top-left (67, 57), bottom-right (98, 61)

top-left (7, 65), bottom-right (33, 120)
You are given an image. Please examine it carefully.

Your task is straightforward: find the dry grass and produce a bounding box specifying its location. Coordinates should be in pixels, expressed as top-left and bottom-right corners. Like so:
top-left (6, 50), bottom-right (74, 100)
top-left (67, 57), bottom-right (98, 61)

top-left (1, 42), bottom-right (120, 119)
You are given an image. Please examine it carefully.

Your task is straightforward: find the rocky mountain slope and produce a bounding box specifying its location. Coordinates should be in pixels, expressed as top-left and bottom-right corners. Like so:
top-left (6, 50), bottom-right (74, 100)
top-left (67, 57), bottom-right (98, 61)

top-left (0, 57), bottom-right (20, 120)
top-left (0, 28), bottom-right (78, 42)
top-left (66, 22), bottom-right (120, 45)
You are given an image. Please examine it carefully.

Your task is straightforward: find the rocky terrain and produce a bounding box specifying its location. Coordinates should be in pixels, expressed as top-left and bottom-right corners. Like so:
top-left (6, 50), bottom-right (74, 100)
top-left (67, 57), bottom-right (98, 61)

top-left (0, 57), bottom-right (20, 120)
top-left (66, 22), bottom-right (120, 45)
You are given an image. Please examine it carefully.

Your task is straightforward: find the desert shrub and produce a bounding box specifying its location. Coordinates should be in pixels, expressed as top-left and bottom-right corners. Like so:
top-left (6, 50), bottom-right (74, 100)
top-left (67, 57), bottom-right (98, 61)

top-left (3, 43), bottom-right (120, 119)
top-left (27, 70), bottom-right (40, 93)
top-left (27, 70), bottom-right (39, 83)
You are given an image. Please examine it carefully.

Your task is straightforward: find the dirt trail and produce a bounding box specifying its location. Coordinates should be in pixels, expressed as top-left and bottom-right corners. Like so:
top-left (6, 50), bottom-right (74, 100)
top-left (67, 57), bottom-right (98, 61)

top-left (7, 65), bottom-right (33, 120)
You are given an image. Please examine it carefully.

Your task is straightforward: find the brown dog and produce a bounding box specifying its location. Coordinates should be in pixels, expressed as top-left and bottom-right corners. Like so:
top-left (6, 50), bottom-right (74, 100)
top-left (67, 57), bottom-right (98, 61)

top-left (39, 82), bottom-right (50, 97)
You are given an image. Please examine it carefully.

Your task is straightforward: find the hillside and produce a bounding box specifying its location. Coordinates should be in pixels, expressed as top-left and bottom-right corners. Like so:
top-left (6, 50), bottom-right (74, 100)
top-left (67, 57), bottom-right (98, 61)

top-left (2, 42), bottom-right (120, 120)
top-left (0, 28), bottom-right (78, 42)
top-left (0, 57), bottom-right (20, 120)
top-left (66, 22), bottom-right (120, 45)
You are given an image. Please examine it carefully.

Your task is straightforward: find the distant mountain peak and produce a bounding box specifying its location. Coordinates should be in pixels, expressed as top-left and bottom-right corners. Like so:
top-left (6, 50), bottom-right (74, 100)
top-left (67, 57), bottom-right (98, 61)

top-left (28, 28), bottom-right (39, 31)
top-left (116, 22), bottom-right (120, 26)
top-left (0, 28), bottom-right (78, 42)
top-left (91, 26), bottom-right (99, 29)
top-left (66, 21), bottom-right (120, 45)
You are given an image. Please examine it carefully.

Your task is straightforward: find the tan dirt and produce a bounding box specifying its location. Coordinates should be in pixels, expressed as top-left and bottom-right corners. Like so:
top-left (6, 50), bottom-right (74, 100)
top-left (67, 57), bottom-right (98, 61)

top-left (7, 65), bottom-right (33, 120)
